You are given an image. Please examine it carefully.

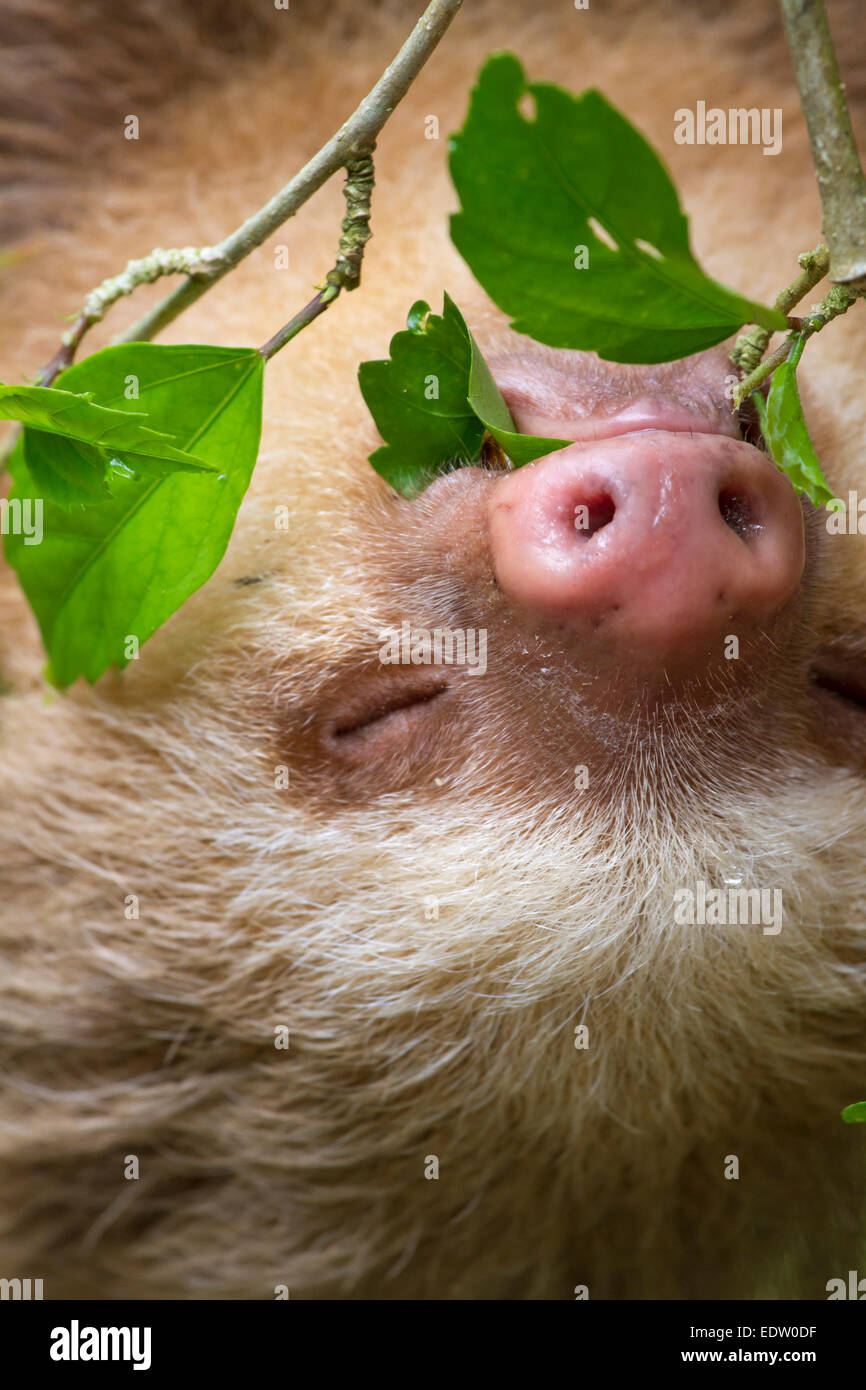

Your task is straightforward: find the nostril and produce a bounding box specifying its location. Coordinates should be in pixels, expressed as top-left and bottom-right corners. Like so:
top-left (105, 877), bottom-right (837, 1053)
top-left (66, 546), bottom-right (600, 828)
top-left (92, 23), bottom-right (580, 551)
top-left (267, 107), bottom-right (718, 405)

top-left (574, 492), bottom-right (616, 538)
top-left (718, 486), bottom-right (759, 539)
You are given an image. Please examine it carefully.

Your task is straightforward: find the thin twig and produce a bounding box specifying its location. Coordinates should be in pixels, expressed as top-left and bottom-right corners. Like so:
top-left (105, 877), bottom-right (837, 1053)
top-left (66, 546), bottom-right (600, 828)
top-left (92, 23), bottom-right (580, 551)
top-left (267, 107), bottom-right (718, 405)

top-left (40, 312), bottom-right (92, 387)
top-left (733, 278), bottom-right (861, 406)
top-left (730, 244), bottom-right (829, 379)
top-left (775, 243), bottom-right (831, 315)
top-left (779, 0), bottom-right (866, 284)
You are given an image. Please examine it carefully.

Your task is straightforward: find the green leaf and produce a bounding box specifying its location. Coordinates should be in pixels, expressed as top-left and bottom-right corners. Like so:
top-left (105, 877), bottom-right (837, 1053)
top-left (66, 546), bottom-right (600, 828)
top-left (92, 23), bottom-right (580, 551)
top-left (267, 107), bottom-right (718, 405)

top-left (750, 336), bottom-right (833, 507)
top-left (4, 344), bottom-right (264, 686)
top-left (0, 380), bottom-right (219, 508)
top-left (358, 292), bottom-right (569, 496)
top-left (23, 434), bottom-right (115, 508)
top-left (842, 1102), bottom-right (866, 1124)
top-left (449, 54), bottom-right (787, 363)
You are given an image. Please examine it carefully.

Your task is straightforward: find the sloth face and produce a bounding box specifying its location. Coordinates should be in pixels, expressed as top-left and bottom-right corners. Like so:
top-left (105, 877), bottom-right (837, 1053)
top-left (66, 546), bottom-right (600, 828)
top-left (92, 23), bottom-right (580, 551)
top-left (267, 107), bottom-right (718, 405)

top-left (215, 336), bottom-right (862, 823)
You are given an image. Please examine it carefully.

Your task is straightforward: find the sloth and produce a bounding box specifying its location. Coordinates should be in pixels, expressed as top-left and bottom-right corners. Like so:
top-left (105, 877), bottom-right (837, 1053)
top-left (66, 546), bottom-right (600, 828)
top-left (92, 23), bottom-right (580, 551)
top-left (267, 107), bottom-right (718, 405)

top-left (0, 0), bottom-right (865, 1300)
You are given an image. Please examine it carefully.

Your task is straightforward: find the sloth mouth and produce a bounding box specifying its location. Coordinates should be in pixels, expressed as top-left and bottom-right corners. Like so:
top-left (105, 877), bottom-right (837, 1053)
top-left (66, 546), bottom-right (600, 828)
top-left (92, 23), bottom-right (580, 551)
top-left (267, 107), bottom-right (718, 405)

top-left (583, 391), bottom-right (771, 455)
top-left (579, 401), bottom-right (740, 443)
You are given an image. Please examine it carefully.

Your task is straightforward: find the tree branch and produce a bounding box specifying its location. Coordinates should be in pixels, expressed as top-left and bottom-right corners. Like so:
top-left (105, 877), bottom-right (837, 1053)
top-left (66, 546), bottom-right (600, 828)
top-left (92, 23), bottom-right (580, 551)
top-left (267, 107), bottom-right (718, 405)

top-left (112, 0), bottom-right (462, 348)
top-left (0, 0), bottom-right (462, 473)
top-left (779, 0), bottom-right (866, 284)
top-left (32, 0), bottom-right (461, 380)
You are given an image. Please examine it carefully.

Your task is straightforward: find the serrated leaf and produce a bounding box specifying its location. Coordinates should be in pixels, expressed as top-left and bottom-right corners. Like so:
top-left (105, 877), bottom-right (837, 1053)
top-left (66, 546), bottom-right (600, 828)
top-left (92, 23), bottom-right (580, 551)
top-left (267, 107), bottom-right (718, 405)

top-left (449, 54), bottom-right (787, 363)
top-left (842, 1101), bottom-right (866, 1124)
top-left (750, 336), bottom-right (833, 507)
top-left (358, 292), bottom-right (569, 496)
top-left (4, 344), bottom-right (264, 686)
top-left (0, 380), bottom-right (219, 508)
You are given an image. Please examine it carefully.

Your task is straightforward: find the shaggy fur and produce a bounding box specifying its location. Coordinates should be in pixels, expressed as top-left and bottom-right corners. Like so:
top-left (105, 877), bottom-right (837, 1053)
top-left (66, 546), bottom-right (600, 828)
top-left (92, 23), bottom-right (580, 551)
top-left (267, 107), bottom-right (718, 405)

top-left (1, 0), bottom-right (865, 1299)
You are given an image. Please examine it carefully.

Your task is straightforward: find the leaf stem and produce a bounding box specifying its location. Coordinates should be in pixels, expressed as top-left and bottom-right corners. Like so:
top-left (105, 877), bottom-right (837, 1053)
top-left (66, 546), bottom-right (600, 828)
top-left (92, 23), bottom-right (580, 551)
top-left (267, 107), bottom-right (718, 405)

top-left (258, 152), bottom-right (375, 360)
top-left (258, 285), bottom-right (340, 361)
top-left (39, 311), bottom-right (94, 387)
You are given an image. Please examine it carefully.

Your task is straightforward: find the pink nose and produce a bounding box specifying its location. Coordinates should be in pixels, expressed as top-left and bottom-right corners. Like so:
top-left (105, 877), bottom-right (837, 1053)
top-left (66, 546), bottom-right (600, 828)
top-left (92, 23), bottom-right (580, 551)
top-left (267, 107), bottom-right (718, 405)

top-left (488, 431), bottom-right (805, 672)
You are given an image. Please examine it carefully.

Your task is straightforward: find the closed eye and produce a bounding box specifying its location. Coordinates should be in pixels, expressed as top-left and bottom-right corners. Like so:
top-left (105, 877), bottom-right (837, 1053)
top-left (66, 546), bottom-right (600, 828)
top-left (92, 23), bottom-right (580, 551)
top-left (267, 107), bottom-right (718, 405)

top-left (808, 646), bottom-right (866, 767)
top-left (328, 678), bottom-right (449, 743)
top-left (810, 661), bottom-right (866, 712)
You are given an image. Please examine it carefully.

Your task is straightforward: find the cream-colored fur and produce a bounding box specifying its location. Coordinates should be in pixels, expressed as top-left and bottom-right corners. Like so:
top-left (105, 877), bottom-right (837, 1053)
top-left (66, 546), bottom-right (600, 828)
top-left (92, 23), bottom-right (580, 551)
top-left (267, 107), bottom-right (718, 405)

top-left (1, 0), bottom-right (865, 1298)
